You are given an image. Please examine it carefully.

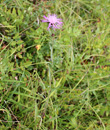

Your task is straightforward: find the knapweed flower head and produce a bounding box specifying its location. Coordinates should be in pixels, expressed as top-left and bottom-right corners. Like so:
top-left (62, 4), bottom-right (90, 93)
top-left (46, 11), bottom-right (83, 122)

top-left (42, 14), bottom-right (63, 30)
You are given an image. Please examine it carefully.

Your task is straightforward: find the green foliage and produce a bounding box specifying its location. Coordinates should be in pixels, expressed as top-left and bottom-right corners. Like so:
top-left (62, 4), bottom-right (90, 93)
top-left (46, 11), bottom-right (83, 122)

top-left (0, 0), bottom-right (110, 129)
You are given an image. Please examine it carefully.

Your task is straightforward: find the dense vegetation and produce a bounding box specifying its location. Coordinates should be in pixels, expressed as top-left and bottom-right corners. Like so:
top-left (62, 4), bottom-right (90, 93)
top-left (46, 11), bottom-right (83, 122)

top-left (0, 0), bottom-right (110, 129)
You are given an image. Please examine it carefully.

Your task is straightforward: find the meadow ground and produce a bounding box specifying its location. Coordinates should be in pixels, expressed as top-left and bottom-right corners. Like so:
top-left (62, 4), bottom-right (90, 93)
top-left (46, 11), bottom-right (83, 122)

top-left (0, 0), bottom-right (110, 129)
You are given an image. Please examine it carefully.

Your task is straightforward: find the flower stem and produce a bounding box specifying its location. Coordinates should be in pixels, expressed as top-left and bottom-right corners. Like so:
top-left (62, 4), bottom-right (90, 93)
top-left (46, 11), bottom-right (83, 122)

top-left (50, 43), bottom-right (53, 65)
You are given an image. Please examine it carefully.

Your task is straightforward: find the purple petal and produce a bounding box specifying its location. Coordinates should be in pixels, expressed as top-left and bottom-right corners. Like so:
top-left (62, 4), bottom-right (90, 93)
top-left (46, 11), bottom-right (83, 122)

top-left (57, 25), bottom-right (62, 29)
top-left (42, 14), bottom-right (63, 30)
top-left (48, 23), bottom-right (52, 28)
top-left (58, 21), bottom-right (62, 24)
top-left (57, 18), bottom-right (62, 21)
top-left (53, 25), bottom-right (57, 29)
top-left (43, 15), bottom-right (48, 19)
top-left (53, 24), bottom-right (61, 29)
top-left (47, 23), bottom-right (52, 30)
top-left (53, 14), bottom-right (57, 17)
top-left (42, 20), bottom-right (48, 22)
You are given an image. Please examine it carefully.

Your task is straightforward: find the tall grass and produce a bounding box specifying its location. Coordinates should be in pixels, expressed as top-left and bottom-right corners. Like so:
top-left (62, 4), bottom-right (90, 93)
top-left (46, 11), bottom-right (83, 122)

top-left (0, 0), bottom-right (110, 129)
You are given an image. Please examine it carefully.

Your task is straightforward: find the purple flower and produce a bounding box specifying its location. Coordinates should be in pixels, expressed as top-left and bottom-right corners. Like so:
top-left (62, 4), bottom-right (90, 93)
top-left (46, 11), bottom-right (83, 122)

top-left (42, 14), bottom-right (63, 30)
